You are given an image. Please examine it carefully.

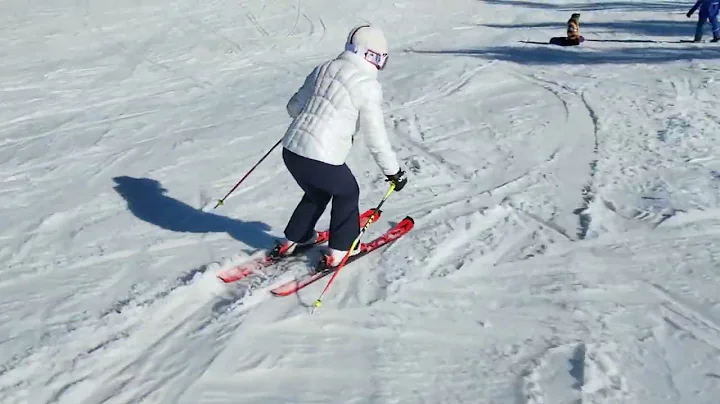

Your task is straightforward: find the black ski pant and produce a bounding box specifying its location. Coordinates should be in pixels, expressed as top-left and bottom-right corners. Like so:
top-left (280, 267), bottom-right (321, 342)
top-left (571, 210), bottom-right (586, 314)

top-left (282, 148), bottom-right (360, 251)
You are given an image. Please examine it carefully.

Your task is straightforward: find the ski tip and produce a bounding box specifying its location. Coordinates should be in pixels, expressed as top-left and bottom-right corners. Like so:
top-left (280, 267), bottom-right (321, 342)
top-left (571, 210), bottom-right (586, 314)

top-left (404, 216), bottom-right (415, 224)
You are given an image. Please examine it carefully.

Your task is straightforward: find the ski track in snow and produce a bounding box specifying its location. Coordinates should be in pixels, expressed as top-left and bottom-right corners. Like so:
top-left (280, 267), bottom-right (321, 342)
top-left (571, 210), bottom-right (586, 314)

top-left (2, 0), bottom-right (720, 403)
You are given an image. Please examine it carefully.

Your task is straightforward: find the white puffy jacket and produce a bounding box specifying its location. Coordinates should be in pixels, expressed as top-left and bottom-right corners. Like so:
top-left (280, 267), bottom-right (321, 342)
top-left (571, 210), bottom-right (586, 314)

top-left (281, 50), bottom-right (400, 176)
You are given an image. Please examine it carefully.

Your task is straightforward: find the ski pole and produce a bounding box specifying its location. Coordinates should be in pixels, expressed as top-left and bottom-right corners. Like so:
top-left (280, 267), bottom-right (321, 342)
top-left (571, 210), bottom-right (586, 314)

top-left (311, 183), bottom-right (396, 313)
top-left (212, 138), bottom-right (282, 209)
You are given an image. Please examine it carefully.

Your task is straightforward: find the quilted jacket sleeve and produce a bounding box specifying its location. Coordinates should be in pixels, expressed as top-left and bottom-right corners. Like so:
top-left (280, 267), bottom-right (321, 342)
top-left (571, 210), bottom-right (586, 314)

top-left (357, 80), bottom-right (400, 176)
top-left (286, 67), bottom-right (319, 118)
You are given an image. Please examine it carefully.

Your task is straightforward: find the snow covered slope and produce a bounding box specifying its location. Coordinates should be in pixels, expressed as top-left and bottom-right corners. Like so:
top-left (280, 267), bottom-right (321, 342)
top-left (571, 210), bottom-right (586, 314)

top-left (2, 0), bottom-right (720, 403)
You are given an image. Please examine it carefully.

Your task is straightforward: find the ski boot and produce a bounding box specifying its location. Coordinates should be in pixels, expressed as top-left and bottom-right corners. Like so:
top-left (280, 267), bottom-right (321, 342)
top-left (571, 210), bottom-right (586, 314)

top-left (313, 244), bottom-right (362, 274)
top-left (269, 231), bottom-right (319, 259)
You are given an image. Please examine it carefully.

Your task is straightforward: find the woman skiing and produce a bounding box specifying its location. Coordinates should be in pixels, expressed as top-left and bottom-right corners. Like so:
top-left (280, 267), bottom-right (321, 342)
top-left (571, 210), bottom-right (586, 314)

top-left (276, 24), bottom-right (407, 269)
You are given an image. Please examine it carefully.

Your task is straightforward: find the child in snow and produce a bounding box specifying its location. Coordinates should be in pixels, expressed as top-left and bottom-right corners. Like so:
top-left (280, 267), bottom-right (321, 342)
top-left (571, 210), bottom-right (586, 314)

top-left (687, 0), bottom-right (720, 42)
top-left (550, 13), bottom-right (585, 46)
top-left (276, 24), bottom-right (407, 270)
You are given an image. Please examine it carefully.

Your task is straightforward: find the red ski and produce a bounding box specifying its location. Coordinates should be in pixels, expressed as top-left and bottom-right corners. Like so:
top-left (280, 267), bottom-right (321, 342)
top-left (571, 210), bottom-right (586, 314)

top-left (216, 208), bottom-right (382, 283)
top-left (269, 216), bottom-right (414, 296)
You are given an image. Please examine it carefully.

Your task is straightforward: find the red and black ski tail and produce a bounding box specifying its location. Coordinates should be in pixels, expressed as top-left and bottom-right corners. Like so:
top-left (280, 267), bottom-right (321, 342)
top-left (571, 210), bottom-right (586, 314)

top-left (269, 216), bottom-right (414, 297)
top-left (216, 208), bottom-right (383, 283)
top-left (216, 234), bottom-right (327, 283)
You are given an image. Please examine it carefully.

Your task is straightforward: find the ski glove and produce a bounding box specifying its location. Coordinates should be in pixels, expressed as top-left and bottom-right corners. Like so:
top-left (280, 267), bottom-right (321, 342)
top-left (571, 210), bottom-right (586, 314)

top-left (386, 169), bottom-right (407, 192)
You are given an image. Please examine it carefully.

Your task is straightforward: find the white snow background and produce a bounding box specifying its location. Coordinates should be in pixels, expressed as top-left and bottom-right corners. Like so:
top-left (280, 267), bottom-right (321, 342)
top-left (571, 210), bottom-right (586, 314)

top-left (2, 0), bottom-right (720, 403)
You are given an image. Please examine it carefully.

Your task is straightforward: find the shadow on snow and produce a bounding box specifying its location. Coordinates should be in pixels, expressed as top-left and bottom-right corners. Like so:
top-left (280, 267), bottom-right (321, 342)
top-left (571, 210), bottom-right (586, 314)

top-left (409, 46), bottom-right (720, 65)
top-left (480, 0), bottom-right (687, 12)
top-left (408, 40), bottom-right (720, 66)
top-left (404, 19), bottom-right (720, 65)
top-left (112, 176), bottom-right (274, 250)
top-left (480, 20), bottom-right (697, 38)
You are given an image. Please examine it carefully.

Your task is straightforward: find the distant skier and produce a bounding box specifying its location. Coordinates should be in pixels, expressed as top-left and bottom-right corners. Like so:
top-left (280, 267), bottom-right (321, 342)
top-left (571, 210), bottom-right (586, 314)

top-left (687, 0), bottom-right (720, 42)
top-left (549, 13), bottom-right (585, 46)
top-left (566, 13), bottom-right (583, 43)
top-left (276, 24), bottom-right (407, 268)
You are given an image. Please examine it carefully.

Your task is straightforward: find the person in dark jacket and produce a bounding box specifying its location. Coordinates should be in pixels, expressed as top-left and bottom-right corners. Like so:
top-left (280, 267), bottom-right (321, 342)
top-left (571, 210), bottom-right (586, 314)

top-left (687, 0), bottom-right (720, 42)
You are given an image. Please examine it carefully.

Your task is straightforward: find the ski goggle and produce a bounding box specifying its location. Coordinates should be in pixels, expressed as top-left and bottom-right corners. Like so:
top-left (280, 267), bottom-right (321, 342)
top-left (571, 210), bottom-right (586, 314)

top-left (365, 48), bottom-right (389, 70)
top-left (345, 43), bottom-right (389, 70)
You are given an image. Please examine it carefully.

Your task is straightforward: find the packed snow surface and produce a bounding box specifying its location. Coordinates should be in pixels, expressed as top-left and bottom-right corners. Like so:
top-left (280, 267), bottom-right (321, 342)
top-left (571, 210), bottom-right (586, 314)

top-left (2, 0), bottom-right (720, 403)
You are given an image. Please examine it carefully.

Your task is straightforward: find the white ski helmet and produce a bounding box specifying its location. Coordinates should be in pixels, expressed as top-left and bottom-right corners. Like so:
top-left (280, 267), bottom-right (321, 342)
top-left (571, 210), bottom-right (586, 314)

top-left (345, 24), bottom-right (389, 70)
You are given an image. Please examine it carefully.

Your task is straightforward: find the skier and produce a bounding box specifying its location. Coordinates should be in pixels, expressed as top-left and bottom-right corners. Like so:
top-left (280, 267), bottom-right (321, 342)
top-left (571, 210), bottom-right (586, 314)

top-left (549, 13), bottom-right (585, 46)
top-left (687, 0), bottom-right (720, 42)
top-left (275, 24), bottom-right (407, 269)
top-left (566, 13), bottom-right (583, 44)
